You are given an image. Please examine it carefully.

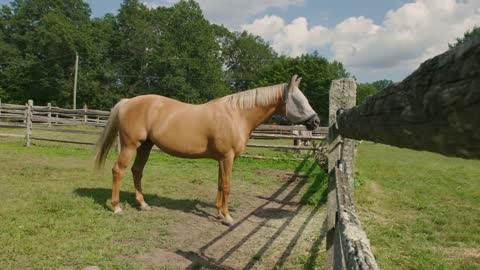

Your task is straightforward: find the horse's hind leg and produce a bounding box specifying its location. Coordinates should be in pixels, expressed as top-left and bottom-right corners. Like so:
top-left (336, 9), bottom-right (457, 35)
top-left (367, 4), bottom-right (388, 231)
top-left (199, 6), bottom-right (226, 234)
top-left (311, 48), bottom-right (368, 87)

top-left (131, 140), bottom-right (153, 211)
top-left (112, 146), bottom-right (136, 214)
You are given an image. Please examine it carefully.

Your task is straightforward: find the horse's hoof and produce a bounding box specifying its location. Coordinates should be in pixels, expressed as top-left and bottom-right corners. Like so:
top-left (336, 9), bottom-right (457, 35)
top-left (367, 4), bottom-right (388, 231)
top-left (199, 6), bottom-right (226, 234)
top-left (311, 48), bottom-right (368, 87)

top-left (222, 215), bottom-right (234, 226)
top-left (113, 208), bottom-right (123, 214)
top-left (140, 204), bottom-right (151, 211)
top-left (216, 211), bottom-right (225, 220)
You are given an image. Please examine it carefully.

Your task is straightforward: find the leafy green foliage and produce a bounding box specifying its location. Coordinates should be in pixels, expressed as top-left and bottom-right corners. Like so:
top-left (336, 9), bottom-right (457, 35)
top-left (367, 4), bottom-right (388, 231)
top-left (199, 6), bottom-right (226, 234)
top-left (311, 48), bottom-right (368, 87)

top-left (449, 25), bottom-right (480, 49)
top-left (254, 52), bottom-right (350, 123)
top-left (356, 83), bottom-right (377, 105)
top-left (356, 79), bottom-right (394, 105)
top-left (0, 0), bottom-right (359, 118)
top-left (371, 79), bottom-right (394, 92)
top-left (218, 29), bottom-right (277, 91)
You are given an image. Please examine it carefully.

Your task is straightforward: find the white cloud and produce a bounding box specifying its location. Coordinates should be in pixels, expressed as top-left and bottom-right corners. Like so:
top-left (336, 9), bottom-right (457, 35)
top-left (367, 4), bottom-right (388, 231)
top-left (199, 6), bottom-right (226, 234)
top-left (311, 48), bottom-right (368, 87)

top-left (142, 1), bottom-right (177, 9)
top-left (241, 0), bottom-right (480, 81)
top-left (243, 16), bottom-right (330, 56)
top-left (142, 0), bottom-right (304, 29)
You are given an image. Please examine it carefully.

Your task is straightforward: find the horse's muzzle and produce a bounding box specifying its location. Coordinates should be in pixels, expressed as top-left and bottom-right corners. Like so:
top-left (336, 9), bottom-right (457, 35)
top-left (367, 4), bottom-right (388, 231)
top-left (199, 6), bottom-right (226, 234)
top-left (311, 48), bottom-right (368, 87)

top-left (304, 115), bottom-right (320, 130)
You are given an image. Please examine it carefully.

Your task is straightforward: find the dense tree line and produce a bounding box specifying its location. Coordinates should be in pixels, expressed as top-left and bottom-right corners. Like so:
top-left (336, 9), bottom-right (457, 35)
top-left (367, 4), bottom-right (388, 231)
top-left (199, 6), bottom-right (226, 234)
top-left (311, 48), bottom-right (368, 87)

top-left (0, 0), bottom-right (397, 123)
top-left (356, 79), bottom-right (394, 105)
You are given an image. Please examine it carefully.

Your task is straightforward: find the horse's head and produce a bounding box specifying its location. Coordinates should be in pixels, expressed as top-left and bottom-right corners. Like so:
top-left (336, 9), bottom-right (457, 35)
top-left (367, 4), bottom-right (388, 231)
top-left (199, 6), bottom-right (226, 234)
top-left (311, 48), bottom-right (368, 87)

top-left (280, 75), bottom-right (320, 130)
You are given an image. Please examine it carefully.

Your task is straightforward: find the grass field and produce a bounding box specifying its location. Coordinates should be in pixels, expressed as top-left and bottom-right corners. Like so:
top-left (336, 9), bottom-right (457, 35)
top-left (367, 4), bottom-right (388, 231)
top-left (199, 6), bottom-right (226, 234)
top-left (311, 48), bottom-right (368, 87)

top-left (0, 137), bottom-right (327, 269)
top-left (355, 142), bottom-right (480, 269)
top-left (0, 133), bottom-right (479, 269)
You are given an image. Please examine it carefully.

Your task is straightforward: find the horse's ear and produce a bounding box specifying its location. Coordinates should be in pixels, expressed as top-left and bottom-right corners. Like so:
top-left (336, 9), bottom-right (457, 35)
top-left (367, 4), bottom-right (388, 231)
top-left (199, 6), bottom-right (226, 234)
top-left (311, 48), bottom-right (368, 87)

top-left (289, 75), bottom-right (298, 91)
top-left (296, 76), bottom-right (302, 87)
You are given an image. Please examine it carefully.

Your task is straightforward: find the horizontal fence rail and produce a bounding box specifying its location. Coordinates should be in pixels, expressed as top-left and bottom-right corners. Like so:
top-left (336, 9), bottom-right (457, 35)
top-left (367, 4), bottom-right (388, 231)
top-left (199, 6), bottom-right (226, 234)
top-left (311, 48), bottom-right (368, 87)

top-left (0, 100), bottom-right (327, 160)
top-left (336, 36), bottom-right (480, 159)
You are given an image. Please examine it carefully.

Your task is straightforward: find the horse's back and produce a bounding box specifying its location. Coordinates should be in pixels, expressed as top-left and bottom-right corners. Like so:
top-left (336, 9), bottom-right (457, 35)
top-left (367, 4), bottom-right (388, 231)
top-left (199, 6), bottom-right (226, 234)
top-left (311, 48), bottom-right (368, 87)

top-left (117, 95), bottom-right (243, 159)
top-left (117, 95), bottom-right (189, 145)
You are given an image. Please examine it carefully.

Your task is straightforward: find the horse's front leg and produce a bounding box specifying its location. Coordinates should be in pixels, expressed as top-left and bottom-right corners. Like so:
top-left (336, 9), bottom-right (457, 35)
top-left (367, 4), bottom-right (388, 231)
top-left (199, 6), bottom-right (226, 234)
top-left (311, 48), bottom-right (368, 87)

top-left (217, 154), bottom-right (235, 226)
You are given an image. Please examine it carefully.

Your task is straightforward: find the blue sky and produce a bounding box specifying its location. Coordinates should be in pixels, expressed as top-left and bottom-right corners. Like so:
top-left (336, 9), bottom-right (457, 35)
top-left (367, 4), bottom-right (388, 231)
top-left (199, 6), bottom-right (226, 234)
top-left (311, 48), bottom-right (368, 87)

top-left (2, 0), bottom-right (480, 82)
top-left (82, 1), bottom-right (410, 28)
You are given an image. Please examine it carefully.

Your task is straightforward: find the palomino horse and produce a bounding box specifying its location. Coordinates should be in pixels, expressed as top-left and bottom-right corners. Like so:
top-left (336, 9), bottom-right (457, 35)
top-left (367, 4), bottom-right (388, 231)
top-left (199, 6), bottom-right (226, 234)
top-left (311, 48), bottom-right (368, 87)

top-left (95, 75), bottom-right (320, 226)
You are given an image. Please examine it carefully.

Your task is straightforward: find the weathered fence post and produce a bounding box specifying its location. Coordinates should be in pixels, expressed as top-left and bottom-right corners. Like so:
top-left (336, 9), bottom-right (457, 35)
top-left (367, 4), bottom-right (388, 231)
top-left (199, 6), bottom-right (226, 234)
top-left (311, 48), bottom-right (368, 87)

top-left (47, 103), bottom-right (52, 127)
top-left (83, 104), bottom-right (88, 123)
top-left (26, 100), bottom-right (33, 147)
top-left (0, 99), bottom-right (2, 118)
top-left (327, 79), bottom-right (356, 269)
top-left (23, 103), bottom-right (27, 123)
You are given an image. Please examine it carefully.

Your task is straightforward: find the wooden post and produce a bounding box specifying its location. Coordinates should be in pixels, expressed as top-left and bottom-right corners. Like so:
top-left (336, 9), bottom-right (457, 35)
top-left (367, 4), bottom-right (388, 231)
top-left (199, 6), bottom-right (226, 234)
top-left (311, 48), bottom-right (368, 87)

top-left (292, 129), bottom-right (300, 146)
top-left (23, 103), bottom-right (27, 123)
top-left (73, 51), bottom-right (79, 110)
top-left (326, 79), bottom-right (356, 269)
top-left (47, 103), bottom-right (52, 127)
top-left (83, 104), bottom-right (88, 123)
top-left (55, 113), bottom-right (59, 125)
top-left (0, 99), bottom-right (2, 118)
top-left (26, 100), bottom-right (33, 147)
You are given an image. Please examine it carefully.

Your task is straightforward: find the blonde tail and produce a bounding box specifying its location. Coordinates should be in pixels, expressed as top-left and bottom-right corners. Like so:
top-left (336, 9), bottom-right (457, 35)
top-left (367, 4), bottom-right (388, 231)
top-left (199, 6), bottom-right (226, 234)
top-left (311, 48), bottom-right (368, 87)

top-left (94, 99), bottom-right (128, 170)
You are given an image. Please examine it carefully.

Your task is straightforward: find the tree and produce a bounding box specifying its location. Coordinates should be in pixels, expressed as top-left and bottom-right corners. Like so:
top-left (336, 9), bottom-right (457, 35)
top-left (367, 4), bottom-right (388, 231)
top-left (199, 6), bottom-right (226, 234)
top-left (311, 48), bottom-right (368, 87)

top-left (254, 52), bottom-right (350, 123)
top-left (371, 79), bottom-right (394, 92)
top-left (356, 83), bottom-right (377, 105)
top-left (158, 0), bottom-right (228, 102)
top-left (0, 0), bottom-right (91, 106)
top-left (0, 0), bottom-right (353, 113)
top-left (77, 14), bottom-right (122, 109)
top-left (449, 26), bottom-right (480, 49)
top-left (111, 0), bottom-right (228, 104)
top-left (218, 30), bottom-right (277, 92)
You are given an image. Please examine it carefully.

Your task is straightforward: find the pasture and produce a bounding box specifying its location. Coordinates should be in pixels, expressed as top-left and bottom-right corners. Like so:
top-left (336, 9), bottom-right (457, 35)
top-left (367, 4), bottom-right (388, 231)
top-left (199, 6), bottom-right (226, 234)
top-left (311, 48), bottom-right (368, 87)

top-left (355, 142), bottom-right (480, 269)
top-left (0, 137), bottom-right (479, 269)
top-left (0, 138), bottom-right (327, 269)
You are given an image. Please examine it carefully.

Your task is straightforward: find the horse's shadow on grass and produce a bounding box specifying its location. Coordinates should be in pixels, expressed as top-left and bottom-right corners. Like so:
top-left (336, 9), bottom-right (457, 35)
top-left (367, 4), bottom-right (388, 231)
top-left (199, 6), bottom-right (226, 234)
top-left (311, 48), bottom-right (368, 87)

top-left (74, 188), bottom-right (217, 219)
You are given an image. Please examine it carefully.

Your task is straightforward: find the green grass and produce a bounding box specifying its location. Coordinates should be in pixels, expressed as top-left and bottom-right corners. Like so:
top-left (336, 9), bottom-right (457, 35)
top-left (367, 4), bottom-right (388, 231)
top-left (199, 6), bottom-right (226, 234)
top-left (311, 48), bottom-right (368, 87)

top-left (2, 133), bottom-right (478, 269)
top-left (355, 142), bottom-right (480, 269)
top-left (0, 138), bottom-right (326, 269)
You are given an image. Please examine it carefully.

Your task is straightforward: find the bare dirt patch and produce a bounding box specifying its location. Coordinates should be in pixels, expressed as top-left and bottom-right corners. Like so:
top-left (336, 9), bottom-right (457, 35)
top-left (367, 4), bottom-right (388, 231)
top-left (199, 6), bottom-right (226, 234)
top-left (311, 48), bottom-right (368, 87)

top-left (136, 170), bottom-right (327, 269)
top-left (444, 247), bottom-right (480, 262)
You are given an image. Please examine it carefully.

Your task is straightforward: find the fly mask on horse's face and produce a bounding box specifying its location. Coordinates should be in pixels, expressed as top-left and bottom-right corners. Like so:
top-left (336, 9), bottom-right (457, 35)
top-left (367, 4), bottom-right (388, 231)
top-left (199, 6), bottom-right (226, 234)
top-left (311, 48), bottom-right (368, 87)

top-left (284, 75), bottom-right (321, 130)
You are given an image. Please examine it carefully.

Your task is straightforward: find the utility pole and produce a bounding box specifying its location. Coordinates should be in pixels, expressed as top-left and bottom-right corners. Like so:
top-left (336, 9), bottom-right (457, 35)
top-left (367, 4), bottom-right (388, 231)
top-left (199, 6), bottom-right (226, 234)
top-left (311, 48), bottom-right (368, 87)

top-left (73, 51), bottom-right (79, 110)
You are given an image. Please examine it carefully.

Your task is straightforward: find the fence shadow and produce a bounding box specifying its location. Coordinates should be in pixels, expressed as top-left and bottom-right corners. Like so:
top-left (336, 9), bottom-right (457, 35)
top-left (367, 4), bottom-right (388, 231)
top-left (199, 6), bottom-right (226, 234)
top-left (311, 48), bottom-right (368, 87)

top-left (75, 155), bottom-right (329, 269)
top-left (172, 156), bottom-right (330, 269)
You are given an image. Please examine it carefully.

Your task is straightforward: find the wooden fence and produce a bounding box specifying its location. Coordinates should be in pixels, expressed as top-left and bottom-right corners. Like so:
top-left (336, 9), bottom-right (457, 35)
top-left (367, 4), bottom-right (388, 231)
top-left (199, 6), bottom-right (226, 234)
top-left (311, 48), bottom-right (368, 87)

top-left (0, 100), bottom-right (328, 160)
top-left (325, 36), bottom-right (480, 269)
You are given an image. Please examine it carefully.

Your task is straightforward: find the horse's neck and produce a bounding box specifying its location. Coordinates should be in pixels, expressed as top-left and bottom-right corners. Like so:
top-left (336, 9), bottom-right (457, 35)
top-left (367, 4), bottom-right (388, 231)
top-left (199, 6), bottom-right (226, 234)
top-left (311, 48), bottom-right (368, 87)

top-left (241, 104), bottom-right (278, 132)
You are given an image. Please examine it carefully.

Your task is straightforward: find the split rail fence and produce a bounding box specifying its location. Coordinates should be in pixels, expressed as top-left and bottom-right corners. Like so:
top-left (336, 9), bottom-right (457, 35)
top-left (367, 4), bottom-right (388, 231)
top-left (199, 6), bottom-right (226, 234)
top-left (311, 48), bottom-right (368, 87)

top-left (0, 100), bottom-right (328, 160)
top-left (324, 36), bottom-right (480, 269)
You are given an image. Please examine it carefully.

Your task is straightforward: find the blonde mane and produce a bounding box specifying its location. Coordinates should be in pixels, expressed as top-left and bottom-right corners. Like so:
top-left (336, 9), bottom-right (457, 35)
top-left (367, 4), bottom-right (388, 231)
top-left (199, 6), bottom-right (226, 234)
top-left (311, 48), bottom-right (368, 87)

top-left (220, 83), bottom-right (286, 109)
